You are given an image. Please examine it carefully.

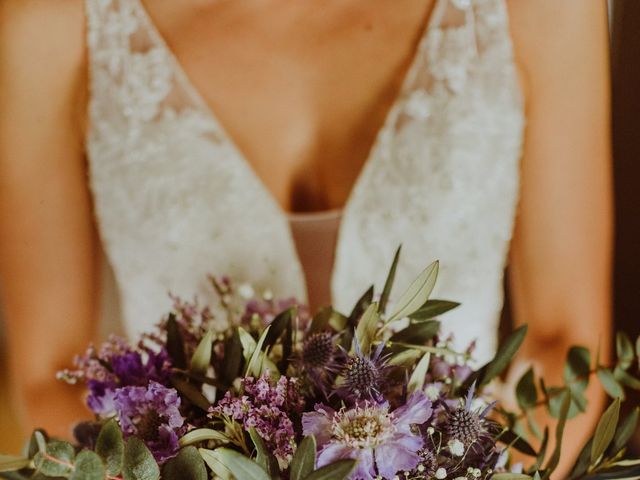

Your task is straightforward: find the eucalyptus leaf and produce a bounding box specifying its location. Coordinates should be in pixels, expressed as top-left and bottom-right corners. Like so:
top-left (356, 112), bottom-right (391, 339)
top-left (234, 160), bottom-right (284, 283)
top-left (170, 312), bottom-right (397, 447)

top-left (190, 331), bottom-right (214, 376)
top-left (0, 456), bottom-right (30, 473)
top-left (290, 436), bottom-right (316, 480)
top-left (591, 398), bottom-right (621, 465)
top-left (616, 332), bottom-right (635, 370)
top-left (69, 451), bottom-right (105, 480)
top-left (33, 440), bottom-right (75, 477)
top-left (162, 447), bottom-right (207, 480)
top-left (122, 438), bottom-right (160, 480)
top-left (408, 300), bottom-right (460, 320)
top-left (387, 261), bottom-right (439, 324)
top-left (212, 448), bottom-right (271, 480)
top-left (96, 418), bottom-right (124, 476)
top-left (516, 368), bottom-right (538, 411)
top-left (598, 368), bottom-right (626, 399)
top-left (305, 459), bottom-right (356, 480)
top-left (179, 429), bottom-right (231, 448)
top-left (564, 346), bottom-right (591, 394)
top-left (379, 245), bottom-right (402, 315)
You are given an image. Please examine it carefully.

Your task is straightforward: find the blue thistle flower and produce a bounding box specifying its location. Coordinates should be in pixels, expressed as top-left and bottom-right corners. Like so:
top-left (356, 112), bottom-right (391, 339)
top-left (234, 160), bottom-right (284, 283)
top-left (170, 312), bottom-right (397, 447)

top-left (339, 338), bottom-right (391, 402)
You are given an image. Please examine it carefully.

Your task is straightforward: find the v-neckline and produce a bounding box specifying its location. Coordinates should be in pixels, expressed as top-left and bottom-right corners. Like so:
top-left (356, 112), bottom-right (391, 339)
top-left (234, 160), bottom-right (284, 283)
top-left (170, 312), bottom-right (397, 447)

top-left (132, 0), bottom-right (448, 218)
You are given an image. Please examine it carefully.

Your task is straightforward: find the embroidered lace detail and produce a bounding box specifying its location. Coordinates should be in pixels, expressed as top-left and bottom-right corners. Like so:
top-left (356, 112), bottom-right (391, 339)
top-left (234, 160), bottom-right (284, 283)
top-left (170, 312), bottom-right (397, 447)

top-left (86, 0), bottom-right (524, 363)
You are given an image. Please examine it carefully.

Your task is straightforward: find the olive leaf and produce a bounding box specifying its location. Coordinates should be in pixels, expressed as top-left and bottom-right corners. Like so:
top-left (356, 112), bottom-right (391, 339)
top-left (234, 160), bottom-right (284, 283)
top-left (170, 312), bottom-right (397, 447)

top-left (211, 448), bottom-right (270, 480)
top-left (387, 261), bottom-right (439, 324)
top-left (379, 245), bottom-right (402, 315)
top-left (591, 397), bottom-right (621, 465)
top-left (516, 367), bottom-right (538, 411)
top-left (190, 331), bottom-right (214, 376)
top-left (290, 436), bottom-right (316, 480)
top-left (305, 459), bottom-right (356, 480)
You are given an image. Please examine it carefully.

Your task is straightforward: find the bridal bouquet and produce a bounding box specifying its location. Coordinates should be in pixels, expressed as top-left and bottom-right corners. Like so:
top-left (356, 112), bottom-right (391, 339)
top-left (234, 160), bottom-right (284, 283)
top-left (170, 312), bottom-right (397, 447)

top-left (1, 250), bottom-right (640, 480)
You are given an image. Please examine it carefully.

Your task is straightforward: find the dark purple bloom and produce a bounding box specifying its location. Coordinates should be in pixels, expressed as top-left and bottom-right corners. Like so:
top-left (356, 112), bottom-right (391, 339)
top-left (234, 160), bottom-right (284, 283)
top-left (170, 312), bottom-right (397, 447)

top-left (302, 391), bottom-right (433, 480)
top-left (339, 339), bottom-right (391, 402)
top-left (86, 380), bottom-right (118, 416)
top-left (113, 381), bottom-right (185, 463)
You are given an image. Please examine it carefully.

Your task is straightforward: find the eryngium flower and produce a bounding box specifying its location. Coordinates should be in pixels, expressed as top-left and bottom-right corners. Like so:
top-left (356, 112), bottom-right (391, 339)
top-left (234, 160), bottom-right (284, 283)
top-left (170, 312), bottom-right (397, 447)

top-left (340, 340), bottom-right (390, 402)
top-left (300, 332), bottom-right (342, 393)
top-left (445, 384), bottom-right (496, 451)
top-left (302, 391), bottom-right (433, 480)
top-left (113, 381), bottom-right (184, 463)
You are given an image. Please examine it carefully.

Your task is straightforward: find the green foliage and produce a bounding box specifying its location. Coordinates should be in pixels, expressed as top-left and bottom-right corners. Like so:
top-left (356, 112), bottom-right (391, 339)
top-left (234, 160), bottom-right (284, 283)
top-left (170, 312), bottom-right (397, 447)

top-left (304, 459), bottom-right (356, 480)
top-left (290, 436), bottom-right (316, 480)
top-left (122, 438), bottom-right (160, 480)
top-left (96, 418), bottom-right (124, 476)
top-left (162, 447), bottom-right (207, 480)
top-left (387, 260), bottom-right (439, 324)
top-left (190, 330), bottom-right (214, 376)
top-left (69, 451), bottom-right (104, 480)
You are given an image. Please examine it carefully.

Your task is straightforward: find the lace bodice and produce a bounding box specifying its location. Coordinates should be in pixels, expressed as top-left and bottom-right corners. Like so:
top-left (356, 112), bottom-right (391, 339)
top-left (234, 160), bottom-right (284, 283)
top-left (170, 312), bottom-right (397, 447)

top-left (86, 0), bottom-right (524, 363)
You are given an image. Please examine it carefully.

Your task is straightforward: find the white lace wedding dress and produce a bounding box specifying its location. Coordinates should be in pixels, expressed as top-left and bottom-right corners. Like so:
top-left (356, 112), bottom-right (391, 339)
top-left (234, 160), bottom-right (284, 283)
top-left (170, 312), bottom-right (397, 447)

top-left (86, 0), bottom-right (525, 364)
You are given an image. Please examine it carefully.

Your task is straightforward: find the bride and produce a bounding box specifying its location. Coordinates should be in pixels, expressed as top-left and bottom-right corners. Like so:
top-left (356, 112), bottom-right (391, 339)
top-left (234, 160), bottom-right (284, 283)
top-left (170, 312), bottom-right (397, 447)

top-left (0, 0), bottom-right (611, 473)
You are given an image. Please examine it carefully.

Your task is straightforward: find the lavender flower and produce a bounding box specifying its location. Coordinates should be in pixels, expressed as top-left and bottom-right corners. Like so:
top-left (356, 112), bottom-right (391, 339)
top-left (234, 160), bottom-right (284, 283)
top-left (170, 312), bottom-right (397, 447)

top-left (210, 373), bottom-right (304, 466)
top-left (302, 391), bottom-right (433, 479)
top-left (113, 381), bottom-right (185, 463)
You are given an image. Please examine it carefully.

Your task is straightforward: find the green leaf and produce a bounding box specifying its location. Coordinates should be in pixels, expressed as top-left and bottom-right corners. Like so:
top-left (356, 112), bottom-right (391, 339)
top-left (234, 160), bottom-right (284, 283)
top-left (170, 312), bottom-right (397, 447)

top-left (198, 449), bottom-right (232, 480)
top-left (122, 438), bottom-right (160, 480)
top-left (309, 307), bottom-right (346, 334)
top-left (387, 261), bottom-right (439, 323)
top-left (598, 368), bottom-right (626, 399)
top-left (248, 428), bottom-right (279, 478)
top-left (212, 448), bottom-right (270, 480)
top-left (190, 330), bottom-right (214, 376)
top-left (591, 397), bottom-right (621, 465)
top-left (0, 456), bottom-right (30, 473)
top-left (221, 329), bottom-right (244, 385)
top-left (614, 366), bottom-right (640, 390)
top-left (354, 303), bottom-right (379, 354)
top-left (497, 429), bottom-right (537, 457)
top-left (407, 352), bottom-right (431, 394)
top-left (245, 325), bottom-right (271, 377)
top-left (290, 436), bottom-right (316, 480)
top-left (264, 307), bottom-right (294, 349)
top-left (533, 427), bottom-right (549, 471)
top-left (542, 391), bottom-right (571, 479)
top-left (305, 459), bottom-right (356, 480)
top-left (341, 286), bottom-right (375, 349)
top-left (70, 451), bottom-right (105, 480)
top-left (179, 428), bottom-right (230, 448)
top-left (478, 325), bottom-right (528, 387)
top-left (33, 440), bottom-right (75, 477)
top-left (96, 418), bottom-right (124, 476)
top-left (166, 313), bottom-right (187, 369)
top-left (379, 245), bottom-right (402, 315)
top-left (389, 320), bottom-right (440, 346)
top-left (516, 368), bottom-right (538, 411)
top-left (610, 407), bottom-right (640, 456)
top-left (408, 300), bottom-right (460, 320)
top-left (170, 375), bottom-right (211, 411)
top-left (162, 447), bottom-right (207, 480)
top-left (564, 346), bottom-right (591, 394)
top-left (617, 332), bottom-right (635, 370)
top-left (569, 435), bottom-right (593, 479)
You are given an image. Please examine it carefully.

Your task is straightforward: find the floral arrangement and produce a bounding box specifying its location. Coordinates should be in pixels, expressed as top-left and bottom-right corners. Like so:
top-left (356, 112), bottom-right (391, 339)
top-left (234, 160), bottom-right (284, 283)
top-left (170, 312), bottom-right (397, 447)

top-left (1, 250), bottom-right (640, 480)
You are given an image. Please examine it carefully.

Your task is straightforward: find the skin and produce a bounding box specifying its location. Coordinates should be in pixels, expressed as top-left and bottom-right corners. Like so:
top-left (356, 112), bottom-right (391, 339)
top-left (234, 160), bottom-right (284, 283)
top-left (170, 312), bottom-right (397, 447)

top-left (0, 0), bottom-right (611, 475)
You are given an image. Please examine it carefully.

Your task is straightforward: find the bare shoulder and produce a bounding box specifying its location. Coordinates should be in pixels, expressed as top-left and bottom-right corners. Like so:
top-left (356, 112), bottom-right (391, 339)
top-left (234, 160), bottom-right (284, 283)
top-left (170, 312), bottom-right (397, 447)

top-left (506, 0), bottom-right (609, 96)
top-left (0, 0), bottom-right (87, 113)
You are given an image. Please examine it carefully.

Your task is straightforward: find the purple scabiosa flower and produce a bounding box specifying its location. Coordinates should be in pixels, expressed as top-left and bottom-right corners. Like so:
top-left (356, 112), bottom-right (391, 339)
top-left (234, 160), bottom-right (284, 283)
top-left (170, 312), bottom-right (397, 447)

top-left (339, 340), bottom-right (391, 402)
top-left (114, 381), bottom-right (185, 463)
top-left (302, 391), bottom-right (433, 480)
top-left (210, 373), bottom-right (304, 466)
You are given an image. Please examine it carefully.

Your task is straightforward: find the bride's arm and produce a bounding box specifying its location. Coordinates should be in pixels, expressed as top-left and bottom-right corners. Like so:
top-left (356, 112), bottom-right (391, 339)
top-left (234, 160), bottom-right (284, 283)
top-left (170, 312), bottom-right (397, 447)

top-left (507, 0), bottom-right (612, 475)
top-left (0, 0), bottom-right (98, 438)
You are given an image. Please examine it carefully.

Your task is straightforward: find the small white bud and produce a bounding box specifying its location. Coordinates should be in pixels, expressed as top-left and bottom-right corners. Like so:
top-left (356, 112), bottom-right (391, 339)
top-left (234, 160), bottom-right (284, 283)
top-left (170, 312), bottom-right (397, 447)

top-left (448, 438), bottom-right (465, 457)
top-left (435, 468), bottom-right (447, 479)
top-left (237, 283), bottom-right (255, 299)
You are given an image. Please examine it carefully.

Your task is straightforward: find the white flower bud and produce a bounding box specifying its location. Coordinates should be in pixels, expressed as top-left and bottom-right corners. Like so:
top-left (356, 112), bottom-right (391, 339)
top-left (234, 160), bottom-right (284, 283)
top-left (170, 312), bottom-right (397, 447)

top-left (435, 467), bottom-right (447, 479)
